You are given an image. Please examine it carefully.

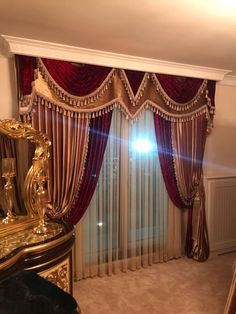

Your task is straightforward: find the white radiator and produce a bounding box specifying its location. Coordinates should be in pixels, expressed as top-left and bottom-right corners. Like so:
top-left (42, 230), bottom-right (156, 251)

top-left (205, 177), bottom-right (236, 254)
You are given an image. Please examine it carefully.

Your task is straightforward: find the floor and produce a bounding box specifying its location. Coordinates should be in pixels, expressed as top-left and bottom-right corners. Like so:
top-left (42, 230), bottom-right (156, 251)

top-left (73, 252), bottom-right (236, 314)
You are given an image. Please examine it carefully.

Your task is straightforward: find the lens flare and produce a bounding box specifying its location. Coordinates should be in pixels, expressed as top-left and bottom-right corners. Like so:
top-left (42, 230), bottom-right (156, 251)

top-left (131, 138), bottom-right (154, 153)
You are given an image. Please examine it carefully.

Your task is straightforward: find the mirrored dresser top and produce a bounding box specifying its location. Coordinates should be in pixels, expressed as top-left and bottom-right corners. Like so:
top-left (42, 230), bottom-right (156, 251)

top-left (0, 221), bottom-right (65, 261)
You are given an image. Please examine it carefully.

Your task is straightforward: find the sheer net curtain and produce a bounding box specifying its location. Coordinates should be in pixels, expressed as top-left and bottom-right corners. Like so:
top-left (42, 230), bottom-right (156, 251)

top-left (74, 109), bottom-right (183, 280)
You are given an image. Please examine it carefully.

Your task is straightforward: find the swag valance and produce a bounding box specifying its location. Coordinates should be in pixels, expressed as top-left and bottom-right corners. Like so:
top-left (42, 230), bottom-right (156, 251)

top-left (18, 57), bottom-right (215, 125)
top-left (16, 55), bottom-right (216, 262)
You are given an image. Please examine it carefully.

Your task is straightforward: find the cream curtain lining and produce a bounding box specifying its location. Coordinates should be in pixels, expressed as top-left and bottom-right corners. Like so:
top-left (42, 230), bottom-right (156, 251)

top-left (74, 109), bottom-right (184, 279)
top-left (74, 200), bottom-right (184, 279)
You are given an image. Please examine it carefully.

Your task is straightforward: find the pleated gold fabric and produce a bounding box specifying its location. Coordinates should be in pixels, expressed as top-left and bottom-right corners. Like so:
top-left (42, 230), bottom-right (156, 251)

top-left (171, 114), bottom-right (209, 260)
top-left (31, 100), bottom-right (90, 218)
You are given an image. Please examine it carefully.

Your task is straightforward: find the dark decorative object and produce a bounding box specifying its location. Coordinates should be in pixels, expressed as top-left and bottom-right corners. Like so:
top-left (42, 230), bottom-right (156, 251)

top-left (0, 270), bottom-right (79, 314)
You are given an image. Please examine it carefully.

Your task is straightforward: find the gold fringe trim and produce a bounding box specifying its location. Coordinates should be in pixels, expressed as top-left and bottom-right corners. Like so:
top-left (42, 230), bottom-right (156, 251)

top-left (38, 58), bottom-right (117, 107)
top-left (19, 113), bottom-right (32, 124)
top-left (20, 61), bottom-right (214, 127)
top-left (30, 90), bottom-right (118, 119)
top-left (118, 70), bottom-right (150, 106)
top-left (169, 133), bottom-right (190, 207)
top-left (170, 132), bottom-right (194, 208)
top-left (19, 95), bottom-right (32, 109)
top-left (205, 89), bottom-right (215, 132)
top-left (149, 101), bottom-right (209, 123)
top-left (27, 90), bottom-right (212, 125)
top-left (151, 74), bottom-right (208, 112)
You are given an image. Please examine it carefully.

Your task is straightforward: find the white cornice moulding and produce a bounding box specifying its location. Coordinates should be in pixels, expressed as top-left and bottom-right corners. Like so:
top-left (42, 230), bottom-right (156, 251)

top-left (217, 75), bottom-right (236, 87)
top-left (0, 35), bottom-right (231, 81)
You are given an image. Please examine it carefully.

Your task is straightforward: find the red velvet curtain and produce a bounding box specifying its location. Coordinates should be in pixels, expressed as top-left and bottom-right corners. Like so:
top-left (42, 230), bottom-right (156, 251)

top-left (154, 115), bottom-right (184, 208)
top-left (152, 74), bottom-right (215, 259)
top-left (40, 58), bottom-right (112, 96)
top-left (154, 114), bottom-right (193, 256)
top-left (16, 56), bottom-right (37, 97)
top-left (67, 111), bottom-right (112, 223)
top-left (15, 55), bottom-right (112, 97)
top-left (156, 74), bottom-right (204, 103)
top-left (15, 55), bottom-right (216, 110)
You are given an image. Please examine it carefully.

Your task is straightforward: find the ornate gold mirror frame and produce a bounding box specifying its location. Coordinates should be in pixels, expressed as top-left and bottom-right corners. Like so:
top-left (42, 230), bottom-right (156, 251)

top-left (0, 119), bottom-right (51, 235)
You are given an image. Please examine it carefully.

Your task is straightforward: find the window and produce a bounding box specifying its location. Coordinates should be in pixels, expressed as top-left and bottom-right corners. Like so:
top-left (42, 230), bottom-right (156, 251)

top-left (76, 109), bottom-right (170, 278)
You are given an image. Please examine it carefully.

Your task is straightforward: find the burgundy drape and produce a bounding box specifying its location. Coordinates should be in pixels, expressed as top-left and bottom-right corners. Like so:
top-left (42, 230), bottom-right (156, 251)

top-left (40, 58), bottom-right (111, 96)
top-left (67, 111), bottom-right (112, 224)
top-left (154, 114), bottom-right (194, 256)
top-left (123, 70), bottom-right (146, 95)
top-left (15, 55), bottom-right (216, 111)
top-left (154, 115), bottom-right (184, 209)
top-left (16, 55), bottom-right (37, 97)
top-left (156, 74), bottom-right (205, 103)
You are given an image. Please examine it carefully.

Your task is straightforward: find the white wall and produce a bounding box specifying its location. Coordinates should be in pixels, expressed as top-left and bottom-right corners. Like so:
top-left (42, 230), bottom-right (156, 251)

top-left (0, 56), bottom-right (18, 119)
top-left (204, 83), bottom-right (236, 178)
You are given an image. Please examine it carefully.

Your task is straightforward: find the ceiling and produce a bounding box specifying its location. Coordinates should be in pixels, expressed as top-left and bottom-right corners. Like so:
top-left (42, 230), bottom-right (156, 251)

top-left (0, 0), bottom-right (236, 77)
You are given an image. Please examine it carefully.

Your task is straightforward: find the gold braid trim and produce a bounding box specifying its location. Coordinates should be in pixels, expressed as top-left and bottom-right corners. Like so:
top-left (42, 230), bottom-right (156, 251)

top-left (38, 58), bottom-right (117, 107)
top-left (151, 74), bottom-right (208, 112)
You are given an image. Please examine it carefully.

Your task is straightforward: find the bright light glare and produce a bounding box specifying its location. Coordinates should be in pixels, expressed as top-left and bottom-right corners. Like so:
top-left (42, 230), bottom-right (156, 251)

top-left (215, 0), bottom-right (236, 7)
top-left (97, 222), bottom-right (103, 227)
top-left (131, 138), bottom-right (154, 153)
top-left (193, 0), bottom-right (236, 17)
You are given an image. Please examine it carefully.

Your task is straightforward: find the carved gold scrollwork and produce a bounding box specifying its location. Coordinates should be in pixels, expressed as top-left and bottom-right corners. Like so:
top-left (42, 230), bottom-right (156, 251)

top-left (0, 119), bottom-right (51, 218)
top-left (40, 260), bottom-right (70, 292)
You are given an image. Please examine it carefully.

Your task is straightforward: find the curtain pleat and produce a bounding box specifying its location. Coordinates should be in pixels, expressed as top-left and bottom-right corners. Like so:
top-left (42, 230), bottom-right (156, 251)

top-left (153, 114), bottom-right (183, 208)
top-left (154, 111), bottom-right (209, 260)
top-left (68, 111), bottom-right (113, 223)
top-left (31, 104), bottom-right (89, 218)
top-left (171, 115), bottom-right (209, 260)
top-left (172, 116), bottom-right (207, 205)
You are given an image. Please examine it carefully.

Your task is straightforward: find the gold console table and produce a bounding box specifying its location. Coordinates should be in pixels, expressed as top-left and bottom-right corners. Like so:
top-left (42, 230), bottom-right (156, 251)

top-left (0, 219), bottom-right (74, 294)
top-left (0, 119), bottom-right (77, 305)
